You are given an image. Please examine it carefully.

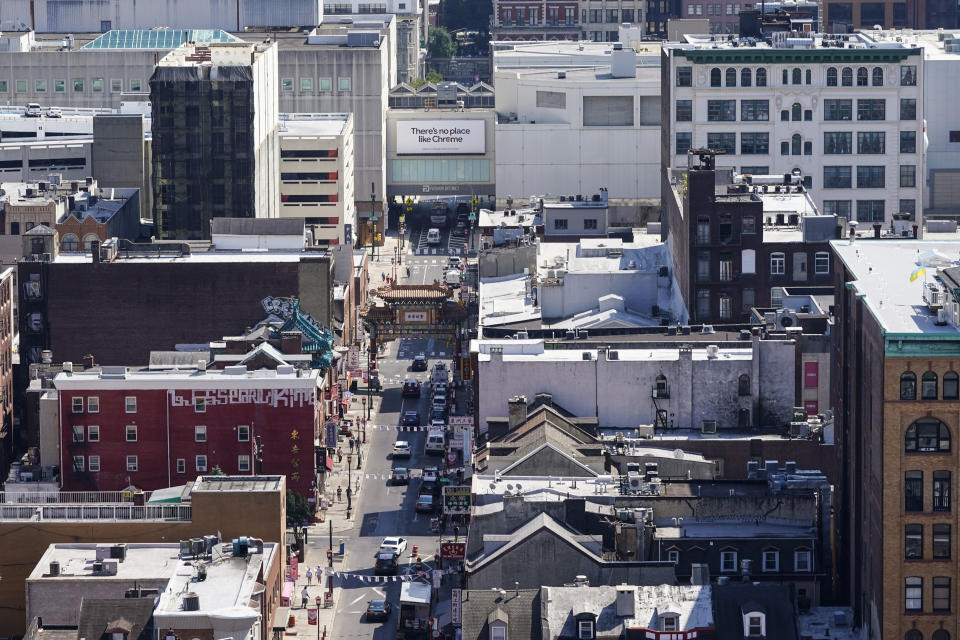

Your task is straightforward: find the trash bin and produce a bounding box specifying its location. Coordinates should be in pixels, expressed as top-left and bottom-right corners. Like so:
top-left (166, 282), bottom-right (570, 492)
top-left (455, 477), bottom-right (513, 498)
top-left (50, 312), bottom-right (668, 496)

top-left (339, 539), bottom-right (345, 555)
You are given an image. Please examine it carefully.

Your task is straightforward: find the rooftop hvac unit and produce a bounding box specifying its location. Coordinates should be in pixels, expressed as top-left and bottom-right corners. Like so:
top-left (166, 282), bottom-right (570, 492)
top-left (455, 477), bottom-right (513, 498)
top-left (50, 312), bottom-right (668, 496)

top-left (582, 352), bottom-right (592, 360)
top-left (183, 592), bottom-right (200, 611)
top-left (706, 345), bottom-right (719, 359)
top-left (636, 424), bottom-right (654, 438)
top-left (701, 420), bottom-right (717, 434)
top-left (627, 471), bottom-right (642, 491)
top-left (924, 281), bottom-right (943, 310)
top-left (937, 308), bottom-right (948, 326)
top-left (608, 350), bottom-right (619, 360)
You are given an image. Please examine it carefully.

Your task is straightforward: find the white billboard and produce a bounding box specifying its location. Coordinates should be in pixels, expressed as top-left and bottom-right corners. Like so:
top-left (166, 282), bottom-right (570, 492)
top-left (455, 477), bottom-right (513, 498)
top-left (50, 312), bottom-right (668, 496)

top-left (396, 120), bottom-right (486, 155)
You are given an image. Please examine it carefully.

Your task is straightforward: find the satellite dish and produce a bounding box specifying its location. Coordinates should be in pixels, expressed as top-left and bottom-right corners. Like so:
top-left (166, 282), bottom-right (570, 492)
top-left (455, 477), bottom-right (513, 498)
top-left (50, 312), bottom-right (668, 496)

top-left (514, 483), bottom-right (523, 491)
top-left (674, 449), bottom-right (685, 459)
top-left (489, 483), bottom-right (497, 490)
top-left (506, 484), bottom-right (514, 490)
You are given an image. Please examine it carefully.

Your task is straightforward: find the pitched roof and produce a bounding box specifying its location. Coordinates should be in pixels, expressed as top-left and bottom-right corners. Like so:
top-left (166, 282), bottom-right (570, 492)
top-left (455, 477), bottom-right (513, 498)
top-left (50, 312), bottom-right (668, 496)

top-left (77, 598), bottom-right (154, 640)
top-left (498, 442), bottom-right (600, 477)
top-left (466, 512), bottom-right (599, 570)
top-left (712, 584), bottom-right (797, 640)
top-left (460, 589), bottom-right (542, 640)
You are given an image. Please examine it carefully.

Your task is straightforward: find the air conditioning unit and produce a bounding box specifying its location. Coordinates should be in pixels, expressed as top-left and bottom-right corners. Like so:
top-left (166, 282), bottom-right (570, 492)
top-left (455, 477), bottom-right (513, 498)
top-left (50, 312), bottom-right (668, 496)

top-left (608, 350), bottom-right (619, 360)
top-left (636, 424), bottom-right (654, 438)
top-left (627, 471), bottom-right (642, 491)
top-left (582, 352), bottom-right (592, 360)
top-left (197, 465), bottom-right (207, 472)
top-left (924, 281), bottom-right (943, 310)
top-left (701, 420), bottom-right (717, 434)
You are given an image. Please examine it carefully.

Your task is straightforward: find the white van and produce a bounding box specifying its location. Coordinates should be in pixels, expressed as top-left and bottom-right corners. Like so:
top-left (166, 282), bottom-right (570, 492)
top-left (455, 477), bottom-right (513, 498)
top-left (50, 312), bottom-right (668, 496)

top-left (444, 269), bottom-right (461, 288)
top-left (425, 429), bottom-right (445, 455)
top-left (426, 228), bottom-right (441, 245)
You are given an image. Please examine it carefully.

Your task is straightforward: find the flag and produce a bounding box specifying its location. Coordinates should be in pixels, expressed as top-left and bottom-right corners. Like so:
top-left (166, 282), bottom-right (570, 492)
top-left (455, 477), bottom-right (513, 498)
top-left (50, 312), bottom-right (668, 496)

top-left (910, 266), bottom-right (926, 282)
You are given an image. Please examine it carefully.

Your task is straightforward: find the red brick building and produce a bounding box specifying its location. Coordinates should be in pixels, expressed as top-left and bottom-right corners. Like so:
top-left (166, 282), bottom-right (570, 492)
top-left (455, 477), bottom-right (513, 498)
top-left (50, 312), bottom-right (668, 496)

top-left (491, 0), bottom-right (581, 40)
top-left (53, 365), bottom-right (324, 498)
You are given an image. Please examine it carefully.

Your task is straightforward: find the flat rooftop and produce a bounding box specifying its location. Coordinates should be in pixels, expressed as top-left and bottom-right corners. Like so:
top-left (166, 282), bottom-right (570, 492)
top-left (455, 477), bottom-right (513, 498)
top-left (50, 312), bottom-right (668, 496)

top-left (506, 65), bottom-right (661, 84)
top-left (53, 249), bottom-right (321, 263)
top-left (157, 41), bottom-right (270, 67)
top-left (655, 518), bottom-right (815, 539)
top-left (191, 475), bottom-right (285, 493)
top-left (474, 340), bottom-right (755, 362)
top-left (861, 28), bottom-right (960, 60)
top-left (672, 31), bottom-right (922, 54)
top-left (831, 239), bottom-right (960, 335)
top-left (54, 365), bottom-right (319, 390)
top-left (278, 113), bottom-right (351, 137)
top-left (492, 40), bottom-right (663, 67)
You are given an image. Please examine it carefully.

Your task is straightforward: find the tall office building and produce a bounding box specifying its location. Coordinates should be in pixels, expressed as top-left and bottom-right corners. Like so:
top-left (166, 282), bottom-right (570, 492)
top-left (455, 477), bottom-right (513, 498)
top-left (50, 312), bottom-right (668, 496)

top-left (150, 41), bottom-right (279, 239)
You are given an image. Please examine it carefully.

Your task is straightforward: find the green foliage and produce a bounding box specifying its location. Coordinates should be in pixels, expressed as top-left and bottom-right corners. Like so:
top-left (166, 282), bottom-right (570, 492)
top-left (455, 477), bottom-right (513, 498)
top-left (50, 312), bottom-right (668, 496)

top-left (425, 70), bottom-right (444, 84)
top-left (210, 465), bottom-right (225, 476)
top-left (428, 26), bottom-right (456, 59)
top-left (442, 0), bottom-right (493, 31)
top-left (409, 77), bottom-right (427, 89)
top-left (286, 490), bottom-right (316, 536)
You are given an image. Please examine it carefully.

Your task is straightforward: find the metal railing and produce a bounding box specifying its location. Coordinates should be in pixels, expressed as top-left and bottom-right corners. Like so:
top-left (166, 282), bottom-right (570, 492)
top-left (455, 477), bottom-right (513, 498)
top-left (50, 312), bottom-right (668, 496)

top-left (0, 503), bottom-right (191, 521)
top-left (0, 490), bottom-right (152, 504)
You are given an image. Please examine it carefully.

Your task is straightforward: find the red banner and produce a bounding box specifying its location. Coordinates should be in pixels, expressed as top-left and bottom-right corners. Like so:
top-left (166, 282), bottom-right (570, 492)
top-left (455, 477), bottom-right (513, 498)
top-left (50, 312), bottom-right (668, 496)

top-left (440, 542), bottom-right (465, 559)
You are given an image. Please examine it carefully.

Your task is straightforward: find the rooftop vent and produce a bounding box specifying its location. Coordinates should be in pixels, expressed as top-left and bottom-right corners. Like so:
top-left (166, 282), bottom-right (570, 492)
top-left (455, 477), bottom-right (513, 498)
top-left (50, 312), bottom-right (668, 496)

top-left (183, 592), bottom-right (200, 611)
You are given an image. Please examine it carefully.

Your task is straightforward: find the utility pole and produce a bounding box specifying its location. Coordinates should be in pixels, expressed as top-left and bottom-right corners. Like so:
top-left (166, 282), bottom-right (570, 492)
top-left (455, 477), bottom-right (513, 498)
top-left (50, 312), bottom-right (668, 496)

top-left (346, 454), bottom-right (353, 519)
top-left (369, 182), bottom-right (379, 262)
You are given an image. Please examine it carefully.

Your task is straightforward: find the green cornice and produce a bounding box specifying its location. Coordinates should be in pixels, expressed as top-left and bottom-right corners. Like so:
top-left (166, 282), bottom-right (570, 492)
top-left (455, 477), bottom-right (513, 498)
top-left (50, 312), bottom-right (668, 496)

top-left (674, 47), bottom-right (922, 65)
top-left (885, 333), bottom-right (960, 357)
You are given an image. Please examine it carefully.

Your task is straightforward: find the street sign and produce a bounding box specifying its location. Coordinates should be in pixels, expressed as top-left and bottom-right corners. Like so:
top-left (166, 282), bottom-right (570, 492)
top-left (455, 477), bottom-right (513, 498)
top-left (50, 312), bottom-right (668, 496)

top-left (325, 421), bottom-right (338, 448)
top-left (405, 197), bottom-right (414, 206)
top-left (443, 485), bottom-right (472, 515)
top-left (449, 417), bottom-right (473, 426)
top-left (452, 589), bottom-right (462, 626)
top-left (432, 569), bottom-right (442, 589)
top-left (441, 542), bottom-right (465, 559)
top-left (348, 345), bottom-right (360, 369)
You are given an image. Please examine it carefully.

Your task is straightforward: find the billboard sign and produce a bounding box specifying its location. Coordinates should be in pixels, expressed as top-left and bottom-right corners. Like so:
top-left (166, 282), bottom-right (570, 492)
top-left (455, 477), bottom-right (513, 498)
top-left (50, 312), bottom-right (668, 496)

top-left (397, 120), bottom-right (485, 155)
top-left (443, 485), bottom-right (472, 515)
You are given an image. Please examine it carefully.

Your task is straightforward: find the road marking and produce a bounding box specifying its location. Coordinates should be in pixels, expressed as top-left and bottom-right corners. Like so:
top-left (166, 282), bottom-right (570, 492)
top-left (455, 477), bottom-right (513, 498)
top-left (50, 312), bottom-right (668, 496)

top-left (349, 594), bottom-right (366, 605)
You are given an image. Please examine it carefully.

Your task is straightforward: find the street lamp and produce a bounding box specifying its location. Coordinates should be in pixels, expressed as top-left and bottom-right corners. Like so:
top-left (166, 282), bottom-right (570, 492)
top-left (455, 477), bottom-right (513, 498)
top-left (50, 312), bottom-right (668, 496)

top-left (346, 454), bottom-right (352, 519)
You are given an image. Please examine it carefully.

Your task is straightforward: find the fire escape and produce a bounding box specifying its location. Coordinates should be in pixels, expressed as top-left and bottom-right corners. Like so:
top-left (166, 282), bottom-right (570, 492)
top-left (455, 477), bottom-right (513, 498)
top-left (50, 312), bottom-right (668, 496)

top-left (651, 373), bottom-right (669, 429)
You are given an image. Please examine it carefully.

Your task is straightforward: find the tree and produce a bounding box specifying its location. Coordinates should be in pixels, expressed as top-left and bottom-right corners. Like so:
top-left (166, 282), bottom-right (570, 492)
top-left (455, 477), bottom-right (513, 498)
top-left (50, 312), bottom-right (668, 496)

top-left (442, 0), bottom-right (493, 31)
top-left (428, 27), bottom-right (456, 59)
top-left (210, 465), bottom-right (225, 476)
top-left (286, 490), bottom-right (315, 544)
top-left (425, 70), bottom-right (444, 84)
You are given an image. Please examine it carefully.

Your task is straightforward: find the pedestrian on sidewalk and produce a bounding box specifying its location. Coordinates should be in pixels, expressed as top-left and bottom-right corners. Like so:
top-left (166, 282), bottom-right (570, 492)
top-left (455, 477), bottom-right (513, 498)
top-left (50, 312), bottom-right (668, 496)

top-left (300, 586), bottom-right (309, 609)
top-left (381, 272), bottom-right (386, 282)
top-left (337, 486), bottom-right (342, 502)
top-left (306, 567), bottom-right (313, 585)
top-left (337, 446), bottom-right (343, 463)
top-left (349, 437), bottom-right (355, 453)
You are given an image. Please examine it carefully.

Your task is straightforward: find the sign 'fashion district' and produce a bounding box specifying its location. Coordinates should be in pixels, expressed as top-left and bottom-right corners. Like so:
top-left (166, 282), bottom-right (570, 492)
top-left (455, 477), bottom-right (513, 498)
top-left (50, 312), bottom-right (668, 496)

top-left (170, 388), bottom-right (316, 408)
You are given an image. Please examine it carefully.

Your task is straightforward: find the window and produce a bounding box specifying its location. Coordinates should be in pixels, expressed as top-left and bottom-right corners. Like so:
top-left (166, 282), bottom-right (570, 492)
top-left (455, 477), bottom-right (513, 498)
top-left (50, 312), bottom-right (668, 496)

top-left (72, 425), bottom-right (84, 442)
top-left (856, 67), bottom-right (868, 86)
top-left (900, 199), bottom-right (916, 219)
top-left (125, 425), bottom-right (137, 442)
top-left (901, 371), bottom-right (917, 399)
top-left (780, 109), bottom-right (789, 122)
top-left (73, 456), bottom-right (84, 472)
top-left (88, 456), bottom-right (100, 472)
top-left (110, 78), bottom-right (122, 93)
top-left (906, 470), bottom-right (924, 511)
top-left (805, 69), bottom-right (812, 84)
top-left (607, 8), bottom-right (618, 21)
top-left (792, 134), bottom-right (802, 155)
top-left (87, 425), bottom-right (99, 442)
top-left (125, 396), bottom-right (137, 413)
top-left (933, 523), bottom-right (951, 558)
top-left (901, 65), bottom-right (917, 86)
top-left (72, 397), bottom-right (84, 413)
top-left (35, 79), bottom-right (46, 93)
top-left (281, 77), bottom-right (294, 92)
top-left (720, 550), bottom-right (738, 572)
top-left (792, 68), bottom-right (801, 85)
top-left (756, 68), bottom-right (767, 86)
top-left (794, 549), bottom-right (812, 572)
top-left (856, 200), bottom-right (885, 222)
top-left (824, 99), bottom-right (852, 121)
top-left (707, 99), bottom-right (736, 121)
top-left (238, 455), bottom-right (251, 472)
top-left (319, 77), bottom-right (332, 91)
top-left (238, 425), bottom-right (250, 441)
top-left (725, 68), bottom-right (737, 87)
top-left (824, 166), bottom-right (852, 189)
top-left (73, 78), bottom-right (84, 92)
top-left (92, 78), bottom-right (103, 92)
top-left (338, 77), bottom-right (351, 91)
top-left (770, 253), bottom-right (785, 275)
top-left (176, 459), bottom-right (186, 474)
top-left (945, 372), bottom-right (959, 400)
top-left (195, 397), bottom-right (206, 413)
top-left (719, 294), bottom-right (733, 320)
top-left (792, 102), bottom-right (802, 121)
top-left (952, 131), bottom-right (960, 143)
top-left (747, 615), bottom-right (764, 637)
top-left (584, 219), bottom-right (598, 230)
top-left (196, 455), bottom-right (208, 471)
top-left (578, 620), bottom-right (594, 639)
top-left (696, 290), bottom-right (711, 319)
top-left (856, 166), bottom-right (885, 188)
top-left (195, 425), bottom-right (207, 442)
top-left (934, 577), bottom-right (951, 612)
top-left (667, 549), bottom-right (679, 564)
top-left (707, 133), bottom-right (736, 154)
top-left (710, 68), bottom-right (721, 87)
top-left (841, 67), bottom-right (853, 86)
top-left (804, 141), bottom-right (813, 155)
top-left (857, 132), bottom-right (885, 154)
top-left (872, 67), bottom-right (884, 86)
top-left (900, 165), bottom-right (916, 188)
top-left (130, 79), bottom-right (142, 92)
top-left (697, 216), bottom-right (711, 244)
top-left (823, 200), bottom-right (852, 217)
top-left (934, 471), bottom-right (951, 512)
top-left (762, 550), bottom-right (779, 572)
top-left (857, 99), bottom-right (885, 120)
top-left (742, 217), bottom-right (756, 234)
top-left (677, 67), bottom-right (692, 87)
top-left (300, 77), bottom-right (313, 92)
top-left (676, 100), bottom-right (692, 121)
top-left (738, 374), bottom-right (751, 396)
top-left (906, 577), bottom-right (923, 611)
top-left (126, 455), bottom-right (138, 472)
top-left (0, 80), bottom-right (6, 93)
top-left (554, 219), bottom-right (568, 230)
top-left (905, 524), bottom-right (923, 559)
top-left (662, 614), bottom-right (679, 631)
top-left (741, 68), bottom-right (752, 86)
top-left (827, 67), bottom-right (838, 86)
top-left (906, 418), bottom-right (951, 453)
top-left (900, 131), bottom-right (917, 154)
top-left (738, 132), bottom-right (768, 155)
top-left (741, 100), bottom-right (769, 121)
top-left (676, 132), bottom-right (692, 155)
top-left (814, 252), bottom-right (829, 275)
top-left (582, 95), bottom-right (633, 126)
top-left (15, 79), bottom-right (26, 93)
top-left (824, 132), bottom-right (852, 154)
top-left (86, 396), bottom-right (99, 413)
top-left (490, 626), bottom-right (506, 640)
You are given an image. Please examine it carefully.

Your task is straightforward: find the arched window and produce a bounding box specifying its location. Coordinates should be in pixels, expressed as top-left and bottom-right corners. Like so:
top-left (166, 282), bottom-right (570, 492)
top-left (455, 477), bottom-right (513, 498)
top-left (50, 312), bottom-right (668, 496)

top-left (62, 234), bottom-right (79, 252)
top-left (756, 68), bottom-right (767, 86)
top-left (872, 67), bottom-right (884, 86)
top-left (792, 134), bottom-right (802, 155)
top-left (711, 67), bottom-right (722, 87)
top-left (932, 630), bottom-right (950, 640)
top-left (782, 69), bottom-right (788, 84)
top-left (726, 68), bottom-right (737, 87)
top-left (905, 630), bottom-right (923, 640)
top-left (791, 102), bottom-right (802, 121)
top-left (841, 67), bottom-right (853, 86)
top-left (826, 67), bottom-right (838, 86)
top-left (944, 372), bottom-right (959, 400)
top-left (82, 234), bottom-right (100, 252)
top-left (901, 372), bottom-right (917, 400)
top-left (741, 68), bottom-right (752, 87)
top-left (655, 374), bottom-right (669, 398)
top-left (922, 371), bottom-right (939, 400)
top-left (857, 67), bottom-right (868, 86)
top-left (805, 69), bottom-right (812, 84)
top-left (792, 68), bottom-right (801, 84)
top-left (738, 374), bottom-right (751, 396)
top-left (905, 418), bottom-right (951, 453)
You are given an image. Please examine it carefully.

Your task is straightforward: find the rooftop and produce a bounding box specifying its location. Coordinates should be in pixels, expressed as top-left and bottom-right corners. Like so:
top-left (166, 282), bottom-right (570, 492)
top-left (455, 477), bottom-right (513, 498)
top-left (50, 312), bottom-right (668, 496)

top-left (492, 39), bottom-right (662, 67)
top-left (861, 28), bottom-right (960, 61)
top-left (669, 30), bottom-right (923, 60)
top-left (81, 29), bottom-right (243, 50)
top-left (475, 340), bottom-right (755, 362)
top-left (654, 517), bottom-right (816, 539)
top-left (191, 475), bottom-right (285, 493)
top-left (54, 365), bottom-right (319, 390)
top-left (278, 113), bottom-right (352, 137)
top-left (157, 41), bottom-right (271, 68)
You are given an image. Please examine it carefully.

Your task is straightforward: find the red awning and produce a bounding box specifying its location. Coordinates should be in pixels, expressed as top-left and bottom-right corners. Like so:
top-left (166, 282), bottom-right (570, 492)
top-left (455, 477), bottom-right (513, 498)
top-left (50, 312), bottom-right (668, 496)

top-left (324, 456), bottom-right (334, 471)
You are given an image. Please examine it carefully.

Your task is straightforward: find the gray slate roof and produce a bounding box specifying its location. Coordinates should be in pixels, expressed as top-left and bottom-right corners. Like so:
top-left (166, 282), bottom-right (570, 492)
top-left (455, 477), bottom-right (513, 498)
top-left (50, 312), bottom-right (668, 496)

top-left (460, 589), bottom-right (542, 640)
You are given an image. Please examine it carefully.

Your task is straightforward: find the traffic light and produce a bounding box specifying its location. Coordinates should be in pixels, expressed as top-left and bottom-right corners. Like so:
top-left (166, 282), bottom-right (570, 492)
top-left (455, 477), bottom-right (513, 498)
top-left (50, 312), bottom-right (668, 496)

top-left (376, 233), bottom-right (382, 243)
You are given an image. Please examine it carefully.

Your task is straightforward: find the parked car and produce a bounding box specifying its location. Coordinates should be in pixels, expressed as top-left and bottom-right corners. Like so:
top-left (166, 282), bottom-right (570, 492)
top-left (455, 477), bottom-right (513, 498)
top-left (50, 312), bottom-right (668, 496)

top-left (25, 103), bottom-right (42, 117)
top-left (456, 202), bottom-right (470, 216)
top-left (392, 440), bottom-right (411, 458)
top-left (452, 221), bottom-right (468, 237)
top-left (401, 411), bottom-right (420, 427)
top-left (402, 379), bottom-right (421, 398)
top-left (422, 467), bottom-right (439, 484)
top-left (379, 536), bottom-right (408, 555)
top-left (431, 407), bottom-right (448, 422)
top-left (447, 256), bottom-right (462, 270)
top-left (415, 494), bottom-right (436, 513)
top-left (374, 551), bottom-right (400, 574)
top-left (366, 599), bottom-right (392, 622)
top-left (390, 467), bottom-right (410, 485)
top-left (412, 354), bottom-right (428, 371)
top-left (45, 107), bottom-right (62, 118)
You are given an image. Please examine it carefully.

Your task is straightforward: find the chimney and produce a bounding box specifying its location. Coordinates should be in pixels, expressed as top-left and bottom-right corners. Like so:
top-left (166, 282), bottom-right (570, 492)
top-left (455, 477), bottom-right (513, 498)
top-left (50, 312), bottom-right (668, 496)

top-left (507, 396), bottom-right (528, 430)
top-left (873, 223), bottom-right (881, 239)
top-left (615, 585), bottom-right (636, 617)
top-left (690, 563), bottom-right (710, 585)
top-left (848, 220), bottom-right (858, 244)
top-left (741, 558), bottom-right (752, 582)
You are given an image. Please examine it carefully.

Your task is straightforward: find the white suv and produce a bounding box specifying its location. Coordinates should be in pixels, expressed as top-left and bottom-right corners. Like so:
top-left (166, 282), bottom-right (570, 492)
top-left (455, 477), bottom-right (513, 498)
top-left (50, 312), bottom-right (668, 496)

top-left (25, 103), bottom-right (42, 117)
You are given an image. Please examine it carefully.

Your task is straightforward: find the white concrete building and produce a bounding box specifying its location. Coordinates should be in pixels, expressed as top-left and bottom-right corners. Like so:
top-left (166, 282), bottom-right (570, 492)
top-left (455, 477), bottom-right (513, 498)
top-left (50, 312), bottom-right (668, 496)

top-left (663, 32), bottom-right (924, 225)
top-left (279, 113), bottom-right (356, 246)
top-left (495, 42), bottom-right (662, 215)
top-left (473, 337), bottom-right (797, 430)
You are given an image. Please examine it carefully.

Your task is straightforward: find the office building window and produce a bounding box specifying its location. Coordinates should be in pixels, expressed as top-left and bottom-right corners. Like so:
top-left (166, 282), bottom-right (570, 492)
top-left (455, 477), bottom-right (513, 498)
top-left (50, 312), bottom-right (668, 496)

top-left (824, 166), bottom-right (852, 188)
top-left (901, 65), bottom-right (917, 86)
top-left (900, 165), bottom-right (916, 188)
top-left (945, 372), bottom-right (959, 400)
top-left (901, 371), bottom-right (917, 399)
top-left (905, 470), bottom-right (923, 510)
top-left (35, 79), bottom-right (46, 92)
top-left (826, 67), bottom-right (837, 86)
top-left (710, 68), bottom-right (722, 87)
top-left (676, 100), bottom-right (692, 121)
top-left (130, 79), bottom-right (142, 92)
top-left (824, 132), bottom-right (852, 154)
top-left (823, 200), bottom-right (852, 216)
top-left (856, 200), bottom-right (885, 222)
top-left (54, 79), bottom-right (64, 92)
top-left (857, 99), bottom-right (886, 120)
top-left (905, 577), bottom-right (923, 611)
top-left (824, 99), bottom-right (852, 121)
top-left (707, 100), bottom-right (736, 121)
top-left (707, 133), bottom-right (736, 154)
top-left (0, 80), bottom-right (7, 93)
top-left (756, 68), bottom-right (767, 86)
top-left (857, 67), bottom-right (869, 86)
top-left (319, 77), bottom-right (332, 91)
top-left (554, 219), bottom-right (568, 230)
top-left (934, 577), bottom-right (951, 612)
top-left (856, 166), bottom-right (885, 188)
top-left (934, 471), bottom-right (951, 511)
top-left (741, 68), bottom-right (752, 86)
top-left (740, 132), bottom-right (768, 154)
top-left (857, 132), bottom-right (885, 154)
top-left (301, 77), bottom-right (313, 92)
top-left (905, 524), bottom-right (923, 559)
top-left (741, 99), bottom-right (769, 121)
top-left (338, 77), bottom-right (351, 91)
top-left (725, 68), bottom-right (737, 87)
top-left (900, 131), bottom-right (916, 153)
top-left (841, 67), bottom-right (853, 86)
top-left (677, 67), bottom-right (692, 87)
top-left (933, 524), bottom-right (951, 558)
top-left (792, 68), bottom-right (801, 84)
top-left (676, 132), bottom-right (692, 155)
top-left (110, 78), bottom-right (122, 93)
top-left (792, 102), bottom-right (802, 121)
top-left (281, 77), bottom-right (294, 92)
top-left (872, 67), bottom-right (884, 86)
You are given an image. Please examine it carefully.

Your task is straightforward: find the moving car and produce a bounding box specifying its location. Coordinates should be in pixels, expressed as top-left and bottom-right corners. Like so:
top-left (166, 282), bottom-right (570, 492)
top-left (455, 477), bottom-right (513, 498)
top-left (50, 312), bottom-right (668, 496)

top-left (390, 467), bottom-right (410, 485)
top-left (422, 467), bottom-right (440, 484)
top-left (366, 599), bottom-right (392, 622)
top-left (392, 440), bottom-right (411, 458)
top-left (452, 221), bottom-right (468, 237)
top-left (447, 256), bottom-right (462, 270)
top-left (402, 379), bottom-right (421, 397)
top-left (415, 494), bottom-right (436, 513)
top-left (374, 551), bottom-right (400, 574)
top-left (25, 103), bottom-right (42, 117)
top-left (45, 107), bottom-right (62, 118)
top-left (412, 354), bottom-right (428, 371)
top-left (430, 201), bottom-right (448, 227)
top-left (430, 407), bottom-right (447, 422)
top-left (401, 411), bottom-right (420, 427)
top-left (444, 269), bottom-right (461, 288)
top-left (426, 228), bottom-right (441, 245)
top-left (380, 536), bottom-right (408, 555)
